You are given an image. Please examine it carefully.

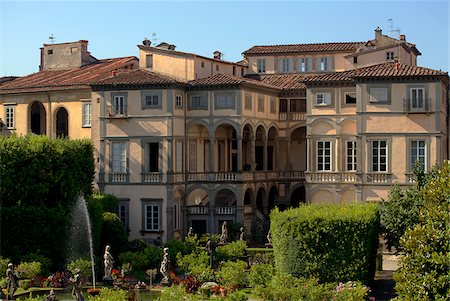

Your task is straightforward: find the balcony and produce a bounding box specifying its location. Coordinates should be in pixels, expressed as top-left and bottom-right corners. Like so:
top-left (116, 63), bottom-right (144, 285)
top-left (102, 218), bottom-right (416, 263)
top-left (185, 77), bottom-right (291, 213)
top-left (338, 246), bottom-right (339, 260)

top-left (109, 173), bottom-right (129, 183)
top-left (106, 105), bottom-right (128, 118)
top-left (142, 172), bottom-right (162, 183)
top-left (188, 206), bottom-right (208, 215)
top-left (403, 98), bottom-right (431, 114)
top-left (279, 112), bottom-right (306, 121)
top-left (215, 206), bottom-right (236, 215)
top-left (306, 172), bottom-right (361, 183)
top-left (366, 173), bottom-right (392, 184)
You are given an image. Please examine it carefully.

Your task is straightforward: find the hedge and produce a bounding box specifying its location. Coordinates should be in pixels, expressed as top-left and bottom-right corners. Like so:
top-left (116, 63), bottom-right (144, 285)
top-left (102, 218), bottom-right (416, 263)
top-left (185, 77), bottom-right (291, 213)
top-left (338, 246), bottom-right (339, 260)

top-left (270, 203), bottom-right (380, 283)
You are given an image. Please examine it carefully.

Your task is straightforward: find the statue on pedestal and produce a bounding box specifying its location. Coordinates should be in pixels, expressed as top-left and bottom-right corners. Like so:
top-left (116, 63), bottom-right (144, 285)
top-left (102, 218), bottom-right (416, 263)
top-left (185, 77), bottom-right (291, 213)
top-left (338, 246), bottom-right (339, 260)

top-left (69, 268), bottom-right (84, 301)
top-left (220, 221), bottom-right (228, 244)
top-left (160, 247), bottom-right (170, 285)
top-left (187, 226), bottom-right (194, 237)
top-left (103, 245), bottom-right (114, 284)
top-left (6, 263), bottom-right (19, 300)
top-left (239, 227), bottom-right (245, 241)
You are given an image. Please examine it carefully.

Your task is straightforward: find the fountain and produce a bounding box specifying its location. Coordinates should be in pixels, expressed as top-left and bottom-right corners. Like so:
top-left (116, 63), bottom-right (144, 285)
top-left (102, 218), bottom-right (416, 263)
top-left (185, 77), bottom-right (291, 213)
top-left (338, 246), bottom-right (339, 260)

top-left (68, 194), bottom-right (96, 290)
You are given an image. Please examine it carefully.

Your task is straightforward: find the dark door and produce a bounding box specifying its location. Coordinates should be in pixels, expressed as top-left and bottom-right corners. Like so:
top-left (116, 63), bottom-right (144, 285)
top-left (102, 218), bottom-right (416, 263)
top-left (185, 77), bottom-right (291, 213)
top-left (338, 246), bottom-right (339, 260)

top-left (191, 220), bottom-right (207, 236)
top-left (56, 108), bottom-right (68, 137)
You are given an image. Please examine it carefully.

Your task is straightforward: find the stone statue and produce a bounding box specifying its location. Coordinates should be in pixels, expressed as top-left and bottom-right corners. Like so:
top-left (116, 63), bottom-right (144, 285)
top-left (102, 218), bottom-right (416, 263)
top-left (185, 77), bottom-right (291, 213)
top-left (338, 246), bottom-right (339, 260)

top-left (266, 229), bottom-right (273, 245)
top-left (103, 245), bottom-right (114, 279)
top-left (160, 247), bottom-right (170, 284)
top-left (187, 226), bottom-right (194, 237)
top-left (69, 269), bottom-right (84, 301)
top-left (205, 236), bottom-right (215, 267)
top-left (6, 263), bottom-right (19, 300)
top-left (239, 227), bottom-right (245, 241)
top-left (220, 221), bottom-right (228, 244)
top-left (44, 289), bottom-right (57, 301)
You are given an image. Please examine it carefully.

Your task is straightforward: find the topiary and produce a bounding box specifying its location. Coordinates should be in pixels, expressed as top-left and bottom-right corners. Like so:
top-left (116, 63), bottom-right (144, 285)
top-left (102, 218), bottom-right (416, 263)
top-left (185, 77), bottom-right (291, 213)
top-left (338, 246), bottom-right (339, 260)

top-left (100, 212), bottom-right (128, 259)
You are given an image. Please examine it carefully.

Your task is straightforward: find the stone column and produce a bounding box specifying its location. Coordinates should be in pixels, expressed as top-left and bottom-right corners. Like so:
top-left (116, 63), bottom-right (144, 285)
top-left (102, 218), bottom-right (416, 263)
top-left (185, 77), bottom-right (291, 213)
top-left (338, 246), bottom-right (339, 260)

top-left (250, 135), bottom-right (256, 171)
top-left (263, 138), bottom-right (268, 171)
top-left (286, 138), bottom-right (291, 170)
top-left (209, 137), bottom-right (215, 173)
top-left (237, 136), bottom-right (243, 172)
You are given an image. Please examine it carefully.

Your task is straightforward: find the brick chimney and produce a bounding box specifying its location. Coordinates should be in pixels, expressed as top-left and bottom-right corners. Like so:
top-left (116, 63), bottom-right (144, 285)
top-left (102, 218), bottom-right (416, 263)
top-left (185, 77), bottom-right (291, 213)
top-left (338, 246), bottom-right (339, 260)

top-left (399, 34), bottom-right (406, 41)
top-left (374, 27), bottom-right (383, 40)
top-left (213, 51), bottom-right (222, 60)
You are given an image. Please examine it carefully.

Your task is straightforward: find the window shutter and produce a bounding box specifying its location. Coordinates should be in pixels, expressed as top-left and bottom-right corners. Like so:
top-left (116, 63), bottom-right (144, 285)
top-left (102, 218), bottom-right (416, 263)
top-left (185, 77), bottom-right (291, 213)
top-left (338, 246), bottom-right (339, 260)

top-left (325, 93), bottom-right (331, 104)
top-left (288, 58), bottom-right (294, 72)
top-left (316, 58), bottom-right (321, 71)
top-left (306, 58), bottom-right (312, 71)
top-left (277, 59), bottom-right (283, 73)
top-left (327, 57), bottom-right (334, 71)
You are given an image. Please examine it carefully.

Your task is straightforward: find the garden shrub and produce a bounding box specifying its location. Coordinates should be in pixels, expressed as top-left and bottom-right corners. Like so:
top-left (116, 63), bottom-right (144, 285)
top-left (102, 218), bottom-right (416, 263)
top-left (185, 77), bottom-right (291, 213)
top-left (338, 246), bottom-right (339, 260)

top-left (21, 253), bottom-right (51, 277)
top-left (177, 250), bottom-right (214, 282)
top-left (67, 259), bottom-right (92, 280)
top-left (19, 279), bottom-right (31, 290)
top-left (164, 239), bottom-right (188, 264)
top-left (90, 192), bottom-right (118, 213)
top-left (128, 239), bottom-right (148, 252)
top-left (270, 203), bottom-right (380, 283)
top-left (247, 248), bottom-right (274, 265)
top-left (223, 290), bottom-right (249, 301)
top-left (86, 195), bottom-right (103, 255)
top-left (16, 261), bottom-right (41, 279)
top-left (157, 284), bottom-right (195, 301)
top-left (334, 281), bottom-right (370, 301)
top-left (393, 161), bottom-right (450, 300)
top-left (100, 212), bottom-right (128, 258)
top-left (216, 260), bottom-right (248, 288)
top-left (88, 287), bottom-right (128, 301)
top-left (0, 257), bottom-right (10, 276)
top-left (16, 293), bottom-right (42, 301)
top-left (248, 263), bottom-right (274, 288)
top-left (215, 240), bottom-right (247, 263)
top-left (119, 246), bottom-right (162, 271)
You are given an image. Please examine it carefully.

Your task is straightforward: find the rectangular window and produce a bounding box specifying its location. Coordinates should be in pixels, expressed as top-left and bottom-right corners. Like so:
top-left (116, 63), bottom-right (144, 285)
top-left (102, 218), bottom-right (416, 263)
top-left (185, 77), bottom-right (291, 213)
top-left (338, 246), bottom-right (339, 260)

top-left (189, 95), bottom-right (207, 110)
top-left (316, 93), bottom-right (332, 106)
top-left (148, 142), bottom-right (159, 172)
top-left (257, 59), bottom-right (266, 73)
top-left (410, 88), bottom-right (425, 111)
top-left (346, 141), bottom-right (357, 171)
top-left (112, 142), bottom-right (127, 173)
top-left (116, 201), bottom-right (129, 231)
top-left (353, 56), bottom-right (358, 64)
top-left (386, 51), bottom-right (395, 61)
top-left (410, 140), bottom-right (426, 171)
top-left (372, 140), bottom-right (388, 172)
top-left (145, 204), bottom-right (160, 231)
top-left (317, 141), bottom-right (332, 171)
top-left (146, 54), bottom-right (153, 68)
top-left (270, 97), bottom-right (276, 114)
top-left (176, 95), bottom-right (183, 109)
top-left (113, 95), bottom-right (126, 115)
top-left (141, 91), bottom-right (162, 109)
top-left (299, 58), bottom-right (311, 72)
top-left (216, 65), bottom-right (219, 71)
top-left (145, 95), bottom-right (159, 107)
top-left (215, 93), bottom-right (234, 109)
top-left (201, 61), bottom-right (205, 68)
top-left (245, 94), bottom-right (252, 110)
top-left (279, 58), bottom-right (293, 73)
top-left (82, 102), bottom-right (91, 127)
top-left (318, 57), bottom-right (329, 71)
top-left (4, 106), bottom-right (15, 129)
top-left (345, 92), bottom-right (357, 104)
top-left (176, 141), bottom-right (183, 173)
top-left (369, 88), bottom-right (388, 103)
top-left (232, 66), bottom-right (236, 76)
top-left (258, 95), bottom-right (265, 112)
top-left (174, 203), bottom-right (180, 230)
top-left (280, 99), bottom-right (288, 112)
top-left (189, 141), bottom-right (197, 172)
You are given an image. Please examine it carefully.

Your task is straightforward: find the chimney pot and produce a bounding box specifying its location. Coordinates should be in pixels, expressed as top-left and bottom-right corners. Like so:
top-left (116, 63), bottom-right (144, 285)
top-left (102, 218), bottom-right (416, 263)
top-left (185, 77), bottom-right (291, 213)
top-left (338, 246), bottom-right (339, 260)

top-left (400, 34), bottom-right (406, 41)
top-left (213, 51), bottom-right (222, 60)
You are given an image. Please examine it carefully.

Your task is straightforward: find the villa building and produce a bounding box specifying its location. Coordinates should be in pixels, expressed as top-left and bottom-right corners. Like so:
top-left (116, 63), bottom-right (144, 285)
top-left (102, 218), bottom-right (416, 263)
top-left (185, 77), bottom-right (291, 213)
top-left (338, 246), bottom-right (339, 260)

top-left (1, 28), bottom-right (448, 243)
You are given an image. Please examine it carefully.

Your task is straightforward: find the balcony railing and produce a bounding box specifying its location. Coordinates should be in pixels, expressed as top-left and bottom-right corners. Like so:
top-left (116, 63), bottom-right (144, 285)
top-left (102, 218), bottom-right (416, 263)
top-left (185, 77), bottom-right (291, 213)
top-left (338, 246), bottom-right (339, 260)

top-left (366, 173), bottom-right (392, 184)
top-left (109, 173), bottom-right (129, 183)
top-left (107, 105), bottom-right (128, 118)
top-left (403, 98), bottom-right (431, 114)
top-left (307, 172), bottom-right (362, 183)
top-left (279, 112), bottom-right (306, 121)
top-left (215, 172), bottom-right (241, 181)
top-left (216, 206), bottom-right (236, 215)
top-left (142, 172), bottom-right (162, 183)
top-left (188, 206), bottom-right (208, 215)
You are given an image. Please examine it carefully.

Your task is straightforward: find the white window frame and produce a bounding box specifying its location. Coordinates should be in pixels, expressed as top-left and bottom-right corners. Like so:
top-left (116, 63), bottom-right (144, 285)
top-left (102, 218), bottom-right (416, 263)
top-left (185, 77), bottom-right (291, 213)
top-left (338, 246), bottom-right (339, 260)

top-left (410, 87), bottom-right (425, 111)
top-left (369, 87), bottom-right (389, 103)
top-left (82, 102), bottom-right (91, 127)
top-left (316, 141), bottom-right (332, 171)
top-left (410, 140), bottom-right (426, 172)
top-left (257, 59), bottom-right (266, 73)
top-left (316, 93), bottom-right (332, 106)
top-left (346, 140), bottom-right (357, 171)
top-left (145, 204), bottom-right (160, 231)
top-left (112, 142), bottom-right (127, 173)
top-left (4, 105), bottom-right (15, 129)
top-left (319, 57), bottom-right (328, 71)
top-left (145, 95), bottom-right (160, 107)
top-left (176, 95), bottom-right (183, 109)
top-left (299, 57), bottom-right (310, 72)
top-left (386, 51), bottom-right (395, 61)
top-left (371, 140), bottom-right (388, 172)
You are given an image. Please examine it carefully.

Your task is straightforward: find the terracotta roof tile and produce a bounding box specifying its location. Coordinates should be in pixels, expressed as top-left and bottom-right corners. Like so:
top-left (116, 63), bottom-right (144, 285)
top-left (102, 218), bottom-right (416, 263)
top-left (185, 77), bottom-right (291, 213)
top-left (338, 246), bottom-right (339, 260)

top-left (255, 74), bottom-right (309, 90)
top-left (188, 73), bottom-right (280, 90)
top-left (243, 42), bottom-right (363, 55)
top-left (92, 69), bottom-right (183, 86)
top-left (0, 56), bottom-right (138, 94)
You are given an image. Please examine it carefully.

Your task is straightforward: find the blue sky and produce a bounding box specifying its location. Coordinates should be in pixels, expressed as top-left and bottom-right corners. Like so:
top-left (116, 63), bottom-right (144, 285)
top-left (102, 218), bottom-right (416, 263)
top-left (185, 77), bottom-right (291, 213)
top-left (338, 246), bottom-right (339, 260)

top-left (0, 1), bottom-right (448, 76)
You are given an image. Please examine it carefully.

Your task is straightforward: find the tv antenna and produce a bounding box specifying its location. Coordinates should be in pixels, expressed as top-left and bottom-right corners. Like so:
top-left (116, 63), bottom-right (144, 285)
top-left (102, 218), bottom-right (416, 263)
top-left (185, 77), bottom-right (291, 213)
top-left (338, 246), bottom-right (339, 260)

top-left (387, 19), bottom-right (400, 39)
top-left (49, 34), bottom-right (56, 44)
top-left (151, 33), bottom-right (159, 44)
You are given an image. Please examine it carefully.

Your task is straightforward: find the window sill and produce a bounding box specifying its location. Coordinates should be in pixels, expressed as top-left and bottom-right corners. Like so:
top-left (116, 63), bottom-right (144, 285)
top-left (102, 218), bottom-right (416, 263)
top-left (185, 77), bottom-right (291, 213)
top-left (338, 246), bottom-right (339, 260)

top-left (82, 125), bottom-right (91, 128)
top-left (315, 103), bottom-right (331, 107)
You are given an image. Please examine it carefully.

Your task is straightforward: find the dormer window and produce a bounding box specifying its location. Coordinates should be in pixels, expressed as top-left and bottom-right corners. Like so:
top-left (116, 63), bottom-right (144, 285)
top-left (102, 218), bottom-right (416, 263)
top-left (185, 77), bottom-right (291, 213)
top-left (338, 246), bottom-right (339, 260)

top-left (386, 52), bottom-right (395, 61)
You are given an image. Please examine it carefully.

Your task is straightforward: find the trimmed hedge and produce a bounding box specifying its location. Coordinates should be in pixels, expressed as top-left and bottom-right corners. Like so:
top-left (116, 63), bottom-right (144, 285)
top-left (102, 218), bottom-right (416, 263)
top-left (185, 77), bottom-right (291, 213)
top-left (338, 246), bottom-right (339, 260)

top-left (270, 203), bottom-right (380, 283)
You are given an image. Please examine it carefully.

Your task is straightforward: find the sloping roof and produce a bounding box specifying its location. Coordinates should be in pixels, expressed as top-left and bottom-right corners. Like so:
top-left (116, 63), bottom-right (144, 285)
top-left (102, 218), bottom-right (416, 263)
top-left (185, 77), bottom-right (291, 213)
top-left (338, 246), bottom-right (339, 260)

top-left (188, 73), bottom-right (280, 91)
top-left (303, 63), bottom-right (448, 85)
top-left (243, 42), bottom-right (363, 55)
top-left (92, 69), bottom-right (183, 87)
top-left (255, 74), bottom-right (309, 90)
top-left (0, 56), bottom-right (137, 94)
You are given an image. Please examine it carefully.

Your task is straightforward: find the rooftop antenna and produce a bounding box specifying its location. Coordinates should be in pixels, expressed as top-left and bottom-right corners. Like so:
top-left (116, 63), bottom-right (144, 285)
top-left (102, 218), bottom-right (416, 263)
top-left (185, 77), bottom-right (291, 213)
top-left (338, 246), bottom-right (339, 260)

top-left (151, 33), bottom-right (159, 45)
top-left (387, 19), bottom-right (401, 39)
top-left (49, 34), bottom-right (56, 44)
